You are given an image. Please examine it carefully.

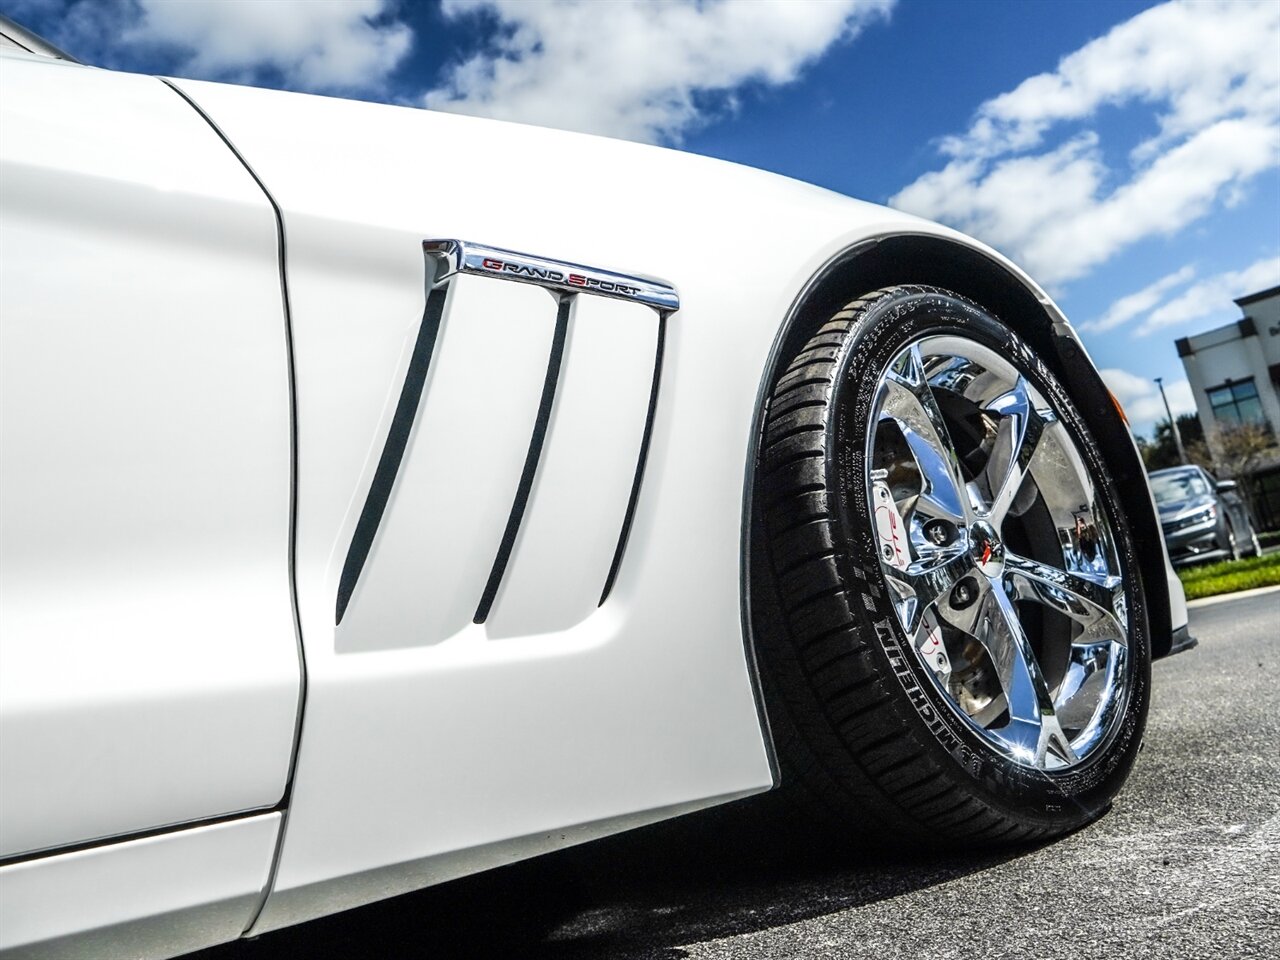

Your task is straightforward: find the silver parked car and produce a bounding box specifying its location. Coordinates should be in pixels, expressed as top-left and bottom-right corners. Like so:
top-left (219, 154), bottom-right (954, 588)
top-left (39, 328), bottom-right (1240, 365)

top-left (1150, 465), bottom-right (1261, 565)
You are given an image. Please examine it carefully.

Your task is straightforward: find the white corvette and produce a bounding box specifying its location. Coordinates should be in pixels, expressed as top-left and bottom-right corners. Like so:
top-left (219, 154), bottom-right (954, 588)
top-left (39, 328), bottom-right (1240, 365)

top-left (0, 17), bottom-right (1191, 959)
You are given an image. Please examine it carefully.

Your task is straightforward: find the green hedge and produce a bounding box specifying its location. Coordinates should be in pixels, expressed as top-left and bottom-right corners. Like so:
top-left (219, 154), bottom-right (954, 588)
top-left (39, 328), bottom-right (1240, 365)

top-left (1178, 552), bottom-right (1280, 600)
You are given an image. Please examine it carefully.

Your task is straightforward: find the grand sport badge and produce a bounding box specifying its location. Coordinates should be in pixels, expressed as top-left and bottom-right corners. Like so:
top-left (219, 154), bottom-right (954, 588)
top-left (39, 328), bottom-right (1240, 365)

top-left (423, 239), bottom-right (680, 312)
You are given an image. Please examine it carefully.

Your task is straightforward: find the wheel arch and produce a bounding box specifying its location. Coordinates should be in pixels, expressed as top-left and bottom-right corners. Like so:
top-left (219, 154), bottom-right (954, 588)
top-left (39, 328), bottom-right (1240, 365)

top-left (743, 232), bottom-right (1175, 687)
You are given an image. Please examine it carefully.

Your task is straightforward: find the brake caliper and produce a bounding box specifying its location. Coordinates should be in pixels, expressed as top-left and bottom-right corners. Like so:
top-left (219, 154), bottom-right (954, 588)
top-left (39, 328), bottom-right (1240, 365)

top-left (873, 477), bottom-right (951, 682)
top-left (872, 479), bottom-right (911, 571)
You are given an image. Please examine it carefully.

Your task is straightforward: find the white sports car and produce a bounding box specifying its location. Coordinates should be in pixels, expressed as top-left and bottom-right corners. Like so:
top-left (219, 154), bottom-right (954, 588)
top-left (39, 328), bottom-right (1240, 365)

top-left (0, 16), bottom-right (1191, 959)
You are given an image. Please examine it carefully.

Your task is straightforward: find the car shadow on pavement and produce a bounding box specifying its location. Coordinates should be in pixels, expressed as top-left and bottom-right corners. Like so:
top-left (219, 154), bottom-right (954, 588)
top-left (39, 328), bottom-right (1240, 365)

top-left (188, 800), bottom-right (1034, 960)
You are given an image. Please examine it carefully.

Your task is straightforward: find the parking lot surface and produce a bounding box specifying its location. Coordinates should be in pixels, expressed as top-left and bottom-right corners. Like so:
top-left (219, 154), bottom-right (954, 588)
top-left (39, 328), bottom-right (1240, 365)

top-left (192, 588), bottom-right (1280, 960)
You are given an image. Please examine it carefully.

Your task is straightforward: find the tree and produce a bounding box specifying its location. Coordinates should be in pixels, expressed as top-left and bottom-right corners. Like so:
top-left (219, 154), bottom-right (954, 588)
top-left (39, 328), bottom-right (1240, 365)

top-left (1211, 420), bottom-right (1274, 476)
top-left (1208, 420), bottom-right (1276, 521)
top-left (1140, 413), bottom-right (1207, 471)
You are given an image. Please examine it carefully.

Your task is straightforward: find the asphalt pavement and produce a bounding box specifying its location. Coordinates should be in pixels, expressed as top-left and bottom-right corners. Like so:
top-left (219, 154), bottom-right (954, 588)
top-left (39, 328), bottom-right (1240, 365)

top-left (192, 587), bottom-right (1280, 960)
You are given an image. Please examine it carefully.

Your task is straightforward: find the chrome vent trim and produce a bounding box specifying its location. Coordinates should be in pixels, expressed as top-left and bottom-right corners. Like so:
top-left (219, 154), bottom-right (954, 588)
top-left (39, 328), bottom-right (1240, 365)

top-left (423, 239), bottom-right (680, 312)
top-left (336, 240), bottom-right (678, 630)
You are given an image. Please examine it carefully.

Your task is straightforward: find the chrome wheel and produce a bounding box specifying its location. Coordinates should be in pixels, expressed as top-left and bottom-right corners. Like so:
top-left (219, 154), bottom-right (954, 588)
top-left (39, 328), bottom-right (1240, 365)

top-left (868, 336), bottom-right (1130, 772)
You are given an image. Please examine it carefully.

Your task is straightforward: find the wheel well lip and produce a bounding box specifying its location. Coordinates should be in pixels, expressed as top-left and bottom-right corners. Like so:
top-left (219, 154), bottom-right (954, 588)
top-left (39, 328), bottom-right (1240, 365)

top-left (739, 231), bottom-right (1175, 786)
top-left (736, 230), bottom-right (956, 789)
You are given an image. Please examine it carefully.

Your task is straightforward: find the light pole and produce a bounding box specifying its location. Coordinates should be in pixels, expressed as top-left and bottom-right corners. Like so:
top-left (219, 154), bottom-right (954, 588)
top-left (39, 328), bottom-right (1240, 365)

top-left (1154, 376), bottom-right (1187, 465)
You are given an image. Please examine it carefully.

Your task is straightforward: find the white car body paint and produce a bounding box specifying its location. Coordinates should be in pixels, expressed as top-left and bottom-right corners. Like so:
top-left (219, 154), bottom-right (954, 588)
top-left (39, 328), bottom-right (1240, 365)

top-left (170, 77), bottom-right (967, 933)
top-left (0, 54), bottom-right (299, 859)
top-left (0, 36), bottom-right (1189, 957)
top-left (0, 814), bottom-right (281, 958)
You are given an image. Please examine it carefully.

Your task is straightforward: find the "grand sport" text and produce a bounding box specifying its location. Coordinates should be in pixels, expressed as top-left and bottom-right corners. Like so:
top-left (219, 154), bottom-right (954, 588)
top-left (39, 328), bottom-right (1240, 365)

top-left (480, 258), bottom-right (641, 297)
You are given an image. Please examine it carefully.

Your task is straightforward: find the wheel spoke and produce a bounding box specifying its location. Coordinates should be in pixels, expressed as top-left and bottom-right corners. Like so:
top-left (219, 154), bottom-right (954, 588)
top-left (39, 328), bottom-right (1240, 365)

top-left (883, 549), bottom-right (973, 634)
top-left (880, 344), bottom-right (970, 525)
top-left (1054, 639), bottom-right (1115, 725)
top-left (1004, 552), bottom-right (1126, 646)
top-left (979, 586), bottom-right (1077, 768)
top-left (866, 332), bottom-right (1132, 772)
top-left (982, 378), bottom-right (1051, 526)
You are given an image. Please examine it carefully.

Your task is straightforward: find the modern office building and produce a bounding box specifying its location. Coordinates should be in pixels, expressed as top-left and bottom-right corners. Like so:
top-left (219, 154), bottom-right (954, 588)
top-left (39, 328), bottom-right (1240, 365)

top-left (1176, 285), bottom-right (1280, 528)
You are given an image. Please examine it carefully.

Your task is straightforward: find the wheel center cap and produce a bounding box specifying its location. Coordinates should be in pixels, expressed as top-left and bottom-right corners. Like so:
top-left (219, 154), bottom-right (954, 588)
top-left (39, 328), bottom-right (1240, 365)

top-left (969, 520), bottom-right (1004, 577)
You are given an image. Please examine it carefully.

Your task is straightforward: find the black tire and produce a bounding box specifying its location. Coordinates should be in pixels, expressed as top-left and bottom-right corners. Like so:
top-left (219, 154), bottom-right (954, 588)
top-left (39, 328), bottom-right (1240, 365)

top-left (1246, 524), bottom-right (1263, 558)
top-left (753, 285), bottom-right (1151, 847)
top-left (1222, 519), bottom-right (1241, 561)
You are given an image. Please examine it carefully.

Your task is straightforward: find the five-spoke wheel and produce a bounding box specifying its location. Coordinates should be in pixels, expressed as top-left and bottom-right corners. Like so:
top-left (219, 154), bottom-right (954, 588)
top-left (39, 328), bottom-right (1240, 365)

top-left (755, 285), bottom-right (1150, 846)
top-left (869, 337), bottom-right (1129, 771)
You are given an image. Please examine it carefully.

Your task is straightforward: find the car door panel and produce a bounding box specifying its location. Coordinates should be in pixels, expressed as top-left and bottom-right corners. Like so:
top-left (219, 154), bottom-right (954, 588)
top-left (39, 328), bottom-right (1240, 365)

top-left (0, 55), bottom-right (299, 857)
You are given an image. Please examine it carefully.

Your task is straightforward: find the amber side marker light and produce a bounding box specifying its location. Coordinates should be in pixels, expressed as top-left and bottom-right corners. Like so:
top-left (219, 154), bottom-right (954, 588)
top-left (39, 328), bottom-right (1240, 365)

top-left (1108, 390), bottom-right (1129, 426)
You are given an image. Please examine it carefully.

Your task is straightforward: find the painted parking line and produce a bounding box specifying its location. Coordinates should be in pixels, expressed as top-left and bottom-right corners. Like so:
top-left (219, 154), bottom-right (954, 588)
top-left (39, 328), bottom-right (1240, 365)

top-left (1185, 583), bottom-right (1280, 609)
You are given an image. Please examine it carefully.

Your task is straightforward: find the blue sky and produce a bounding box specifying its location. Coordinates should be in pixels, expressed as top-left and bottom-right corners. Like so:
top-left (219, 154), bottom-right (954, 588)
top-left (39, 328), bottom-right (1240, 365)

top-left (7, 0), bottom-right (1278, 437)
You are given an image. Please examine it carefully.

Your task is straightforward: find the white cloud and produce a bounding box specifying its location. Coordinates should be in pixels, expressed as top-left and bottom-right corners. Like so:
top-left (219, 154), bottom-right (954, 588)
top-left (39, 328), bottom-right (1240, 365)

top-left (1101, 368), bottom-right (1195, 431)
top-left (1135, 255), bottom-right (1280, 336)
top-left (940, 0), bottom-right (1280, 162)
top-left (1082, 265), bottom-right (1195, 333)
top-left (49, 0), bottom-right (412, 94)
top-left (891, 0), bottom-right (1280, 286)
top-left (424, 0), bottom-right (894, 144)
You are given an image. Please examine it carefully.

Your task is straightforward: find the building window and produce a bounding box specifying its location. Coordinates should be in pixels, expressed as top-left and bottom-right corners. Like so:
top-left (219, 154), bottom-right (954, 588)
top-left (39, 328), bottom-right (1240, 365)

top-left (1207, 378), bottom-right (1265, 427)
